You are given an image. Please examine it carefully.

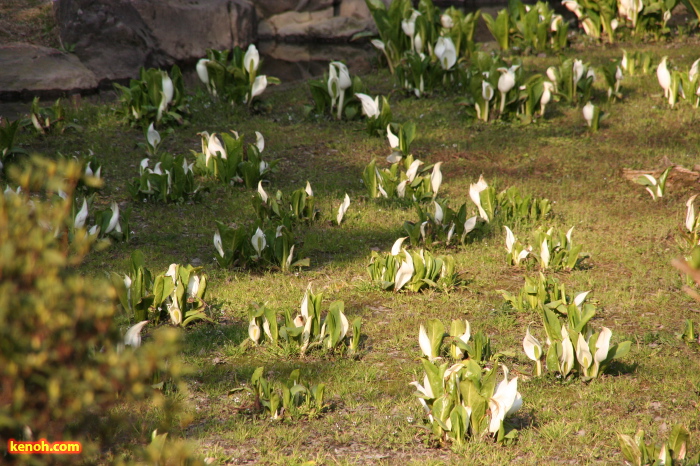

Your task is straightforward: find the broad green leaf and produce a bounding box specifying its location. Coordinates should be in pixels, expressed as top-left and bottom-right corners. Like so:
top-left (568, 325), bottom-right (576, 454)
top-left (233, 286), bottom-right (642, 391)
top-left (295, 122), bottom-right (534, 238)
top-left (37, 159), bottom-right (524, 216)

top-left (425, 318), bottom-right (445, 360)
top-left (618, 433), bottom-right (643, 465)
top-left (668, 424), bottom-right (690, 459)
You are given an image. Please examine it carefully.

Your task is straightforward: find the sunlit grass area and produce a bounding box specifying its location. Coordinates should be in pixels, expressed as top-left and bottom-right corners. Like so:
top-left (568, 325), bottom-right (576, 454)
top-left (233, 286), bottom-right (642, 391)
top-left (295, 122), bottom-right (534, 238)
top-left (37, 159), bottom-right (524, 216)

top-left (4, 22), bottom-right (700, 465)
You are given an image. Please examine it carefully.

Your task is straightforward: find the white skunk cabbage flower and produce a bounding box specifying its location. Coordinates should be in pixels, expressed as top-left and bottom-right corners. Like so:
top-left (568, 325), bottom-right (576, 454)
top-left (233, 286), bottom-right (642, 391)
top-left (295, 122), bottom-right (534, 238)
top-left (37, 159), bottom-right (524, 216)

top-left (441, 14), bottom-right (454, 28)
top-left (147, 122), bottom-right (161, 149)
top-left (452, 321), bottom-right (471, 359)
top-left (410, 374), bottom-right (435, 399)
top-left (401, 10), bottom-right (420, 41)
top-left (482, 81), bottom-right (494, 101)
top-left (559, 326), bottom-right (575, 375)
top-left (208, 133), bottom-right (227, 160)
top-left (594, 327), bottom-right (613, 367)
top-left (462, 216), bottom-right (478, 242)
top-left (332, 61), bottom-right (352, 91)
top-left (405, 159), bottom-right (424, 183)
top-left (244, 44), bottom-right (260, 74)
top-left (391, 237), bottom-right (407, 256)
top-left (337, 193), bottom-right (350, 225)
top-left (330, 62), bottom-right (352, 119)
top-left (686, 194), bottom-right (698, 232)
top-left (469, 175), bottom-right (489, 221)
top-left (386, 124), bottom-right (401, 163)
top-left (249, 318), bottom-right (261, 344)
top-left (573, 59), bottom-right (585, 85)
top-left (355, 93), bottom-right (380, 119)
top-left (397, 180), bottom-right (408, 198)
top-left (566, 226), bottom-right (575, 245)
top-left (657, 56), bottom-right (671, 98)
top-left (563, 0), bottom-right (583, 16)
top-left (574, 291), bottom-right (590, 307)
top-left (213, 231), bottom-right (224, 258)
top-left (162, 73), bottom-right (174, 106)
top-left (257, 180), bottom-right (268, 203)
top-left (434, 37), bottom-right (457, 70)
top-left (488, 367), bottom-right (523, 433)
top-left (124, 320), bottom-right (149, 348)
top-left (293, 313), bottom-right (306, 328)
top-left (74, 199), bottom-right (88, 229)
top-left (446, 223), bottom-right (455, 244)
top-left (434, 201), bottom-right (444, 224)
top-left (305, 181), bottom-right (313, 197)
top-left (251, 75), bottom-right (268, 98)
top-left (576, 332), bottom-right (593, 372)
top-left (497, 66), bottom-right (517, 113)
top-left (371, 39), bottom-right (385, 51)
top-left (689, 58), bottom-right (700, 82)
top-left (540, 239), bottom-right (550, 269)
top-left (505, 226), bottom-right (516, 253)
top-left (168, 298), bottom-right (182, 325)
top-left (251, 227), bottom-right (267, 258)
top-left (430, 162), bottom-right (443, 196)
top-left (541, 81), bottom-right (554, 115)
top-left (187, 274), bottom-right (200, 298)
top-left (285, 244), bottom-right (295, 270)
top-left (196, 58), bottom-right (210, 86)
top-left (165, 263), bottom-right (178, 283)
top-left (255, 131), bottom-right (265, 153)
top-left (523, 327), bottom-right (543, 362)
top-left (582, 101), bottom-right (595, 127)
top-left (105, 201), bottom-right (121, 234)
top-left (414, 33), bottom-right (424, 55)
top-left (551, 14), bottom-right (563, 31)
top-left (418, 324), bottom-right (436, 360)
top-left (387, 124), bottom-right (399, 149)
top-left (394, 249), bottom-right (414, 291)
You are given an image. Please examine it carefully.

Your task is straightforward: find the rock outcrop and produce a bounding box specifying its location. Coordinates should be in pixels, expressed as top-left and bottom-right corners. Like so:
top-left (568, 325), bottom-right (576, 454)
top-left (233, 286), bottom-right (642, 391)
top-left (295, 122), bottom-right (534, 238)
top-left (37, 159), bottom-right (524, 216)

top-left (0, 43), bottom-right (98, 97)
top-left (257, 0), bottom-right (381, 42)
top-left (53, 0), bottom-right (257, 83)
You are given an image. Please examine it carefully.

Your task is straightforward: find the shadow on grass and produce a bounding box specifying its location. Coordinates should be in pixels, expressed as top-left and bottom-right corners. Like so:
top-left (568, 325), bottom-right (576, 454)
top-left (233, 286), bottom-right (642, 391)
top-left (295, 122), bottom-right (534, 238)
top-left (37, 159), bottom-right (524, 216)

top-left (605, 360), bottom-right (639, 376)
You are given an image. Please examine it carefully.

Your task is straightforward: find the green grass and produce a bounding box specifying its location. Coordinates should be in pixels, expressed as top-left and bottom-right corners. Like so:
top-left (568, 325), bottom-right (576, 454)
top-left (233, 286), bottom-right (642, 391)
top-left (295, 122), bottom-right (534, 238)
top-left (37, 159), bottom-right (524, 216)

top-left (6, 35), bottom-right (700, 464)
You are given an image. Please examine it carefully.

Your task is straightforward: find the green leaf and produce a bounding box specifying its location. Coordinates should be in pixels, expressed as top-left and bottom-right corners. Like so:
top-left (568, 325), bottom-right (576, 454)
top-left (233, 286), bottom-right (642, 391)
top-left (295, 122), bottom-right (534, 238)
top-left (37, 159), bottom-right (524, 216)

top-left (110, 272), bottom-right (130, 313)
top-left (605, 340), bottom-right (631, 363)
top-left (425, 318), bottom-right (445, 360)
top-left (263, 306), bottom-right (279, 345)
top-left (618, 433), bottom-right (643, 465)
top-left (668, 424), bottom-right (690, 459)
top-left (546, 343), bottom-right (560, 374)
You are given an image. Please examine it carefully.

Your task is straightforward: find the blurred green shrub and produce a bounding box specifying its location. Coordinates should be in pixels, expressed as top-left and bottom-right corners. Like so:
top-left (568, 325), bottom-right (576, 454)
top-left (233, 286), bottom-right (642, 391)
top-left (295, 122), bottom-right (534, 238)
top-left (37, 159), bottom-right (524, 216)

top-left (0, 156), bottom-right (190, 463)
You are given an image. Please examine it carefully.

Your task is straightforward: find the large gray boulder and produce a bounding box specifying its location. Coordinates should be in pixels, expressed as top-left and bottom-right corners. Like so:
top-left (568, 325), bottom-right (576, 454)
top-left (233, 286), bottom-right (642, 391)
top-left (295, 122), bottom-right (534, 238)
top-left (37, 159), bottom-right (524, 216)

top-left (253, 0), bottom-right (334, 19)
top-left (53, 0), bottom-right (256, 83)
top-left (257, 0), bottom-right (378, 42)
top-left (0, 43), bottom-right (98, 96)
top-left (259, 41), bottom-right (373, 82)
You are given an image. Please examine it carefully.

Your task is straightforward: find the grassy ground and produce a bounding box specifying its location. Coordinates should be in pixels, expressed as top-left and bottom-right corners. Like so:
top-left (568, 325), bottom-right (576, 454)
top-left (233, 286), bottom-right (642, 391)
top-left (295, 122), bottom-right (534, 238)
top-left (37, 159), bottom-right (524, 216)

top-left (5, 4), bottom-right (700, 466)
top-left (0, 0), bottom-right (59, 48)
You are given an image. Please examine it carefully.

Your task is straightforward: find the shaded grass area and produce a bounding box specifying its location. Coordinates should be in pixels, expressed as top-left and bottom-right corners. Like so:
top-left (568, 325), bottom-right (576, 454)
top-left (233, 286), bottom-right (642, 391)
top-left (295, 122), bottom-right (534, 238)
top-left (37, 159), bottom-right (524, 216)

top-left (0, 0), bottom-right (59, 47)
top-left (6, 35), bottom-right (700, 464)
